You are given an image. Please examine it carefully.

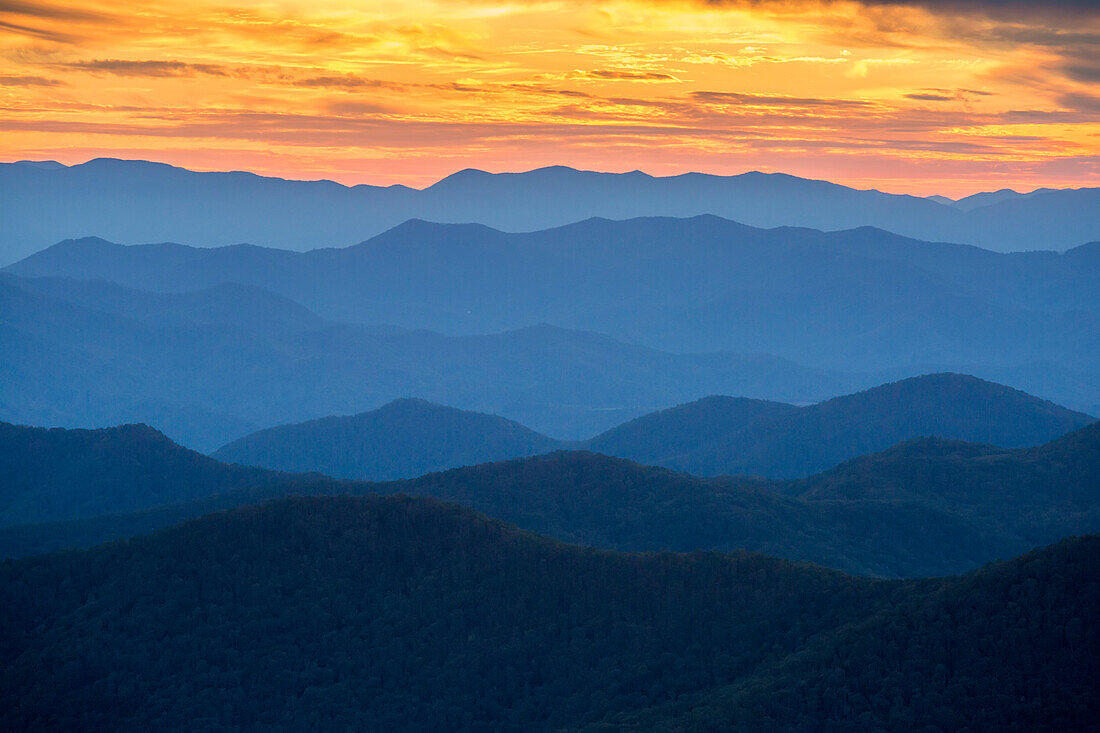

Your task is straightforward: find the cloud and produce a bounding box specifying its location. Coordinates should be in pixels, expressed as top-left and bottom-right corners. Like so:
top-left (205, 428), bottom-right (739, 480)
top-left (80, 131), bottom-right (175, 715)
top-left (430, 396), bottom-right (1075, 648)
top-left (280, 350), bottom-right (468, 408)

top-left (905, 93), bottom-right (954, 101)
top-left (0, 0), bottom-right (112, 22)
top-left (0, 17), bottom-right (79, 42)
top-left (1062, 60), bottom-right (1100, 83)
top-left (580, 69), bottom-right (680, 81)
top-left (0, 0), bottom-right (121, 42)
top-left (0, 73), bottom-right (63, 86)
top-left (538, 69), bottom-right (681, 82)
top-left (1059, 93), bottom-right (1100, 114)
top-left (295, 76), bottom-right (392, 90)
top-left (691, 91), bottom-right (873, 108)
top-left (863, 0), bottom-right (1100, 19)
top-left (65, 59), bottom-right (230, 77)
top-left (689, 0), bottom-right (1100, 20)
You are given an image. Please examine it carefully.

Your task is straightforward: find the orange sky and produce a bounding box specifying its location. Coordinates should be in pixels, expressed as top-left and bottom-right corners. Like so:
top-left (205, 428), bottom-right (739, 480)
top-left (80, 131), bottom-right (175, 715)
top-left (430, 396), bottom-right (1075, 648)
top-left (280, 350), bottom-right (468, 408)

top-left (1, 0), bottom-right (1098, 196)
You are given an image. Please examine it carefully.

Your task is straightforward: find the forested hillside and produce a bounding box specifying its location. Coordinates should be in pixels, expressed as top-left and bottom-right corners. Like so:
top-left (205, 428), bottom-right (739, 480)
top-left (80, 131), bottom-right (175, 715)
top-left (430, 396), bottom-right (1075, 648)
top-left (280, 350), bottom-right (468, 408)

top-left (1, 495), bottom-right (1094, 731)
top-left (587, 373), bottom-right (1095, 477)
top-left (0, 421), bottom-right (281, 526)
top-left (5, 421), bottom-right (1098, 578)
top-left (213, 398), bottom-right (562, 480)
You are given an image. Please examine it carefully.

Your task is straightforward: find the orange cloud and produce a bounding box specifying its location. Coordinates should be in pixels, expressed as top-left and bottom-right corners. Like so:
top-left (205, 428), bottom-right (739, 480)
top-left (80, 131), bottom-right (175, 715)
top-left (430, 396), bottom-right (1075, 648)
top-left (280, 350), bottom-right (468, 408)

top-left (0, 0), bottom-right (1096, 197)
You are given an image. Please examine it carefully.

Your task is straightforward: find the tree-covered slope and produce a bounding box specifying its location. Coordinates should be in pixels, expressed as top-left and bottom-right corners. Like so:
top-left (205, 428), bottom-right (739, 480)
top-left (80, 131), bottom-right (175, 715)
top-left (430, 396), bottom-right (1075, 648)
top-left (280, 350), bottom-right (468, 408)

top-left (386, 450), bottom-right (1019, 578)
top-left (0, 495), bottom-right (1094, 731)
top-left (212, 374), bottom-right (1092, 483)
top-left (3, 418), bottom-right (1098, 578)
top-left (792, 421), bottom-right (1100, 545)
top-left (0, 421), bottom-right (282, 526)
top-left (597, 535), bottom-right (1100, 732)
top-left (587, 373), bottom-right (1095, 478)
top-left (213, 398), bottom-right (564, 480)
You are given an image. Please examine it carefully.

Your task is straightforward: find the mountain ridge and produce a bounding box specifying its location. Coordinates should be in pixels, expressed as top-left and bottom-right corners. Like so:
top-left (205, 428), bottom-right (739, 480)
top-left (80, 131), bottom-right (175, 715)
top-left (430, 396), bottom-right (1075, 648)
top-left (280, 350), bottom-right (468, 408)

top-left (3, 158), bottom-right (1099, 265)
top-left (0, 493), bottom-right (1095, 730)
top-left (213, 399), bottom-right (562, 480)
top-left (8, 216), bottom-right (1098, 373)
top-left (585, 372), bottom-right (1094, 478)
top-left (4, 416), bottom-right (1098, 577)
top-left (0, 271), bottom-right (878, 450)
top-left (211, 374), bottom-right (1094, 481)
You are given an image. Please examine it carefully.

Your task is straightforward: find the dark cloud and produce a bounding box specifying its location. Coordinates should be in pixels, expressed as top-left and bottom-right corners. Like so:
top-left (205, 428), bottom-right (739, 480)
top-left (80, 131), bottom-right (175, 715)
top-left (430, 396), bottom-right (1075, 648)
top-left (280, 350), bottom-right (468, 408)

top-left (578, 69), bottom-right (679, 81)
top-left (861, 0), bottom-right (1099, 15)
top-left (533, 88), bottom-right (594, 98)
top-left (295, 76), bottom-right (390, 90)
top-left (1062, 61), bottom-right (1100, 83)
top-left (905, 93), bottom-right (954, 101)
top-left (0, 0), bottom-right (112, 22)
top-left (0, 17), bottom-right (79, 42)
top-left (0, 73), bottom-right (63, 86)
top-left (692, 91), bottom-right (873, 108)
top-left (65, 59), bottom-right (230, 77)
top-left (1059, 92), bottom-right (1100, 113)
top-left (697, 0), bottom-right (1100, 20)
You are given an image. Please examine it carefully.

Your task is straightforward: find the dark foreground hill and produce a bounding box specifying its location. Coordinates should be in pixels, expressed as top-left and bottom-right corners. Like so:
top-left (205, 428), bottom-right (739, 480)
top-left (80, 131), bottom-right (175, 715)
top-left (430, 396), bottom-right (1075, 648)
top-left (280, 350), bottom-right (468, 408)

top-left (586, 373), bottom-right (1095, 477)
top-left (213, 399), bottom-right (562, 480)
top-left (0, 421), bottom-right (281, 526)
top-left (4, 420), bottom-right (1099, 577)
top-left (598, 534), bottom-right (1100, 732)
top-left (0, 495), bottom-right (1095, 731)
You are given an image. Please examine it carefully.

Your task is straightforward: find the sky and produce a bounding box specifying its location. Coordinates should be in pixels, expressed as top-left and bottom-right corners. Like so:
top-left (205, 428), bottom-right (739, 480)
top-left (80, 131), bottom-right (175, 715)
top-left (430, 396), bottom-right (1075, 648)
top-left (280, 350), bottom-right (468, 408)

top-left (1, 0), bottom-right (1098, 197)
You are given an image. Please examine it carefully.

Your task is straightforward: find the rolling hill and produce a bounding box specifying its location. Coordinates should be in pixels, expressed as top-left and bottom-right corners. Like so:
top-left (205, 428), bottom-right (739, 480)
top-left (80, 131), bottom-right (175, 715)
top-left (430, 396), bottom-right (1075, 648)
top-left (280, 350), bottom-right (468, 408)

top-left (0, 494), bottom-right (1095, 730)
top-left (598, 534), bottom-right (1100, 732)
top-left (213, 374), bottom-right (1093, 481)
top-left (4, 419), bottom-right (1098, 577)
top-left (789, 422), bottom-right (1100, 545)
top-left (586, 373), bottom-right (1096, 478)
top-left (213, 399), bottom-right (562, 480)
top-left (0, 421), bottom-right (283, 526)
top-left (2, 158), bottom-right (1098, 265)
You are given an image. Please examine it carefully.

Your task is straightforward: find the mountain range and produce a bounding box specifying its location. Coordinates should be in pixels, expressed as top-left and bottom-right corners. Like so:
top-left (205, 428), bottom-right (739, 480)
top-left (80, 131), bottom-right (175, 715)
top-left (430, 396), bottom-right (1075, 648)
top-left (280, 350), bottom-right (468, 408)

top-left (1, 493), bottom-right (1095, 730)
top-left (2, 158), bottom-right (1098, 265)
top-left (585, 373), bottom-right (1095, 477)
top-left (0, 271), bottom-right (874, 450)
top-left (5, 417), bottom-right (1097, 577)
top-left (213, 374), bottom-right (1094, 480)
top-left (6, 152), bottom-right (1098, 731)
top-left (9, 217), bottom-right (1097, 374)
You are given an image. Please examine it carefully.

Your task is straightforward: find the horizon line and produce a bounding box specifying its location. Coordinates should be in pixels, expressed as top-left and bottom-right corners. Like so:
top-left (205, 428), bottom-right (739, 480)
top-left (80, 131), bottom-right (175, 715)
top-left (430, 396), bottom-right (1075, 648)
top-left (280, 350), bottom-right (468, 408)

top-left (6, 156), bottom-right (1090, 201)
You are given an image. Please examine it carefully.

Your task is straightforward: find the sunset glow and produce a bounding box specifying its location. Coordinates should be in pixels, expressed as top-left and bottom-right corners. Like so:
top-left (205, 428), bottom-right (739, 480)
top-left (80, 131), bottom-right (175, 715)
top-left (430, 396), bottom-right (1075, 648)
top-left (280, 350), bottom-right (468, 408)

top-left (2, 0), bottom-right (1098, 195)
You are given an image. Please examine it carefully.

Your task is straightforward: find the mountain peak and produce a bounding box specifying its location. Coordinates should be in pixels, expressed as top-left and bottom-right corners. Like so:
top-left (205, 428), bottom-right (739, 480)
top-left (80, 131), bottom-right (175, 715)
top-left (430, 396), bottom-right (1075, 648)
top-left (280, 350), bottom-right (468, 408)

top-left (212, 399), bottom-right (560, 481)
top-left (12, 159), bottom-right (67, 170)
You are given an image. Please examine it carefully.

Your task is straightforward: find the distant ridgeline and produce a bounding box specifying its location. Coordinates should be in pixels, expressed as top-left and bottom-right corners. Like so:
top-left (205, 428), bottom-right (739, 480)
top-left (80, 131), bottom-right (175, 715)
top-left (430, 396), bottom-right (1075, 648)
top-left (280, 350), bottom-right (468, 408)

top-left (2, 159), bottom-right (1099, 262)
top-left (1, 495), bottom-right (1097, 730)
top-left (2, 412), bottom-right (1097, 578)
top-left (7, 217), bottom-right (1098, 364)
top-left (2, 223), bottom-right (1099, 450)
